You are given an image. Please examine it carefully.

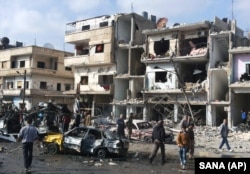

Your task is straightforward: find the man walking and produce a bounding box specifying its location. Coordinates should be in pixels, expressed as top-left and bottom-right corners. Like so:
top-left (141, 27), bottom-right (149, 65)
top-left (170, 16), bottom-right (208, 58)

top-left (18, 118), bottom-right (38, 173)
top-left (149, 120), bottom-right (166, 165)
top-left (218, 118), bottom-right (233, 152)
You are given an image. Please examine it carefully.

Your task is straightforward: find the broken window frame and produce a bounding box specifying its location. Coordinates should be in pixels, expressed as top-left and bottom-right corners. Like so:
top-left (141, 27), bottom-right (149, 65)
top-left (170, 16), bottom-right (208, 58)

top-left (98, 75), bottom-right (113, 90)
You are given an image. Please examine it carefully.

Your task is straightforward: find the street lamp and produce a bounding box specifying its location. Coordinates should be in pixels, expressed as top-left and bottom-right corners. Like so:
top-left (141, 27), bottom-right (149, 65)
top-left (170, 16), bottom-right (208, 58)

top-left (16, 69), bottom-right (27, 110)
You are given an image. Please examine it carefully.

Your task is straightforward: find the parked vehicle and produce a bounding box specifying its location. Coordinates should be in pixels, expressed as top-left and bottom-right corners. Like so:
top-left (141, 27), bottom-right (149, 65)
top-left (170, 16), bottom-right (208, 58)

top-left (110, 119), bottom-right (174, 143)
top-left (42, 126), bottom-right (129, 158)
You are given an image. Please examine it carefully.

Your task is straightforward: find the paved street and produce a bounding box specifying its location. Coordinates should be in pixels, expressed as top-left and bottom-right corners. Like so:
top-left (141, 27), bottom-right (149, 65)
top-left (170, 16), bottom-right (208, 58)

top-left (1, 138), bottom-right (250, 174)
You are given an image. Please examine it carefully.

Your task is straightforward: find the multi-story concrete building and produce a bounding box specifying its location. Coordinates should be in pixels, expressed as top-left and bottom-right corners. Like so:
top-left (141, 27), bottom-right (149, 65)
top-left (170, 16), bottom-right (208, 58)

top-left (64, 13), bottom-right (155, 118)
top-left (229, 46), bottom-right (250, 126)
top-left (64, 11), bottom-right (249, 127)
top-left (141, 17), bottom-right (245, 127)
top-left (0, 41), bottom-right (74, 110)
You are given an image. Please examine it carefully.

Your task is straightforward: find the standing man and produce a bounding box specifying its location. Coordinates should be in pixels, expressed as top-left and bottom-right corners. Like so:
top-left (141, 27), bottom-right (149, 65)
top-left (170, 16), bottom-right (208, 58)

top-left (17, 118), bottom-right (38, 173)
top-left (218, 118), bottom-right (233, 152)
top-left (61, 106), bottom-right (71, 132)
top-left (187, 123), bottom-right (195, 159)
top-left (176, 125), bottom-right (189, 170)
top-left (149, 120), bottom-right (166, 165)
top-left (116, 114), bottom-right (126, 139)
top-left (241, 109), bottom-right (247, 124)
top-left (126, 113), bottom-right (133, 140)
top-left (179, 115), bottom-right (188, 130)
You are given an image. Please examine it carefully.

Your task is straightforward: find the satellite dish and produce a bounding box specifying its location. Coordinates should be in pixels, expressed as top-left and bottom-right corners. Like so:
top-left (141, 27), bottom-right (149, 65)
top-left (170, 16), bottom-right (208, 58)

top-left (156, 18), bottom-right (168, 29)
top-left (156, 17), bottom-right (168, 29)
top-left (43, 43), bottom-right (55, 49)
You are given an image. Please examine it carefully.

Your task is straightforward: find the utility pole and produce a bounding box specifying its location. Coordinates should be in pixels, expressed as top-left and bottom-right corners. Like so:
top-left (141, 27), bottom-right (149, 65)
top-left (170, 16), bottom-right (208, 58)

top-left (23, 69), bottom-right (26, 107)
top-left (16, 69), bottom-right (27, 110)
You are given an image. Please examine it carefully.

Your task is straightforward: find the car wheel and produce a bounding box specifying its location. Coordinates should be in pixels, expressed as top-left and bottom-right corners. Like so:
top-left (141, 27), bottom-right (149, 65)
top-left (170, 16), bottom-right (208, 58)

top-left (144, 136), bottom-right (152, 143)
top-left (96, 148), bottom-right (107, 158)
top-left (47, 143), bottom-right (58, 155)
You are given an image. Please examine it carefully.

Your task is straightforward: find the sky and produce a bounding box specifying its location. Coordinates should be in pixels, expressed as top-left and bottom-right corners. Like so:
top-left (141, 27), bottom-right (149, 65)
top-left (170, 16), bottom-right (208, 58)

top-left (0, 0), bottom-right (249, 52)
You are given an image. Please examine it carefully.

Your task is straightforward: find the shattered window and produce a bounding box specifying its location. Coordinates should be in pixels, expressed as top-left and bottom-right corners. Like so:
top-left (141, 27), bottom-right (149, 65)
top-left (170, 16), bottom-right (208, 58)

top-left (155, 71), bottom-right (167, 82)
top-left (88, 129), bottom-right (102, 140)
top-left (154, 38), bottom-right (169, 56)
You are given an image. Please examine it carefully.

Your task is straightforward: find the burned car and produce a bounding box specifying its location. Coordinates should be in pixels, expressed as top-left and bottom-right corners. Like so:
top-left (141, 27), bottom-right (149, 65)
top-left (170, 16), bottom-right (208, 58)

top-left (42, 126), bottom-right (129, 158)
top-left (111, 119), bottom-right (174, 143)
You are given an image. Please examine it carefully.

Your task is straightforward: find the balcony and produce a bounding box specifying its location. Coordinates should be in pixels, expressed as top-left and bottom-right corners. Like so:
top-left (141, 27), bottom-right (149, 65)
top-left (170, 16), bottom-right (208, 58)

top-left (1, 88), bottom-right (64, 97)
top-left (64, 55), bottom-right (89, 67)
top-left (64, 84), bottom-right (114, 95)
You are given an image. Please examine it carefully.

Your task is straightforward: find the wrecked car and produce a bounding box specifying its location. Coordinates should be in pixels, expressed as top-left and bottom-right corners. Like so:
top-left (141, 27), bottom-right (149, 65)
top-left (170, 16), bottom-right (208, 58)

top-left (42, 126), bottom-right (129, 158)
top-left (111, 119), bottom-right (174, 143)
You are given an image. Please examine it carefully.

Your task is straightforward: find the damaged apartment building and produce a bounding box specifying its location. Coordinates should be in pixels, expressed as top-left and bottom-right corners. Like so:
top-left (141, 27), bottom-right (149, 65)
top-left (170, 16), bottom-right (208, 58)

top-left (0, 38), bottom-right (74, 110)
top-left (64, 11), bottom-right (248, 127)
top-left (141, 16), bottom-right (247, 127)
top-left (64, 13), bottom-right (155, 118)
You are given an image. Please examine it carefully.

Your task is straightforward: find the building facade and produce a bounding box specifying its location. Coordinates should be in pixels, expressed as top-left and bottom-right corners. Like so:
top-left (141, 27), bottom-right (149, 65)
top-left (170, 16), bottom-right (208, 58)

top-left (64, 13), bottom-right (156, 119)
top-left (64, 12), bottom-right (249, 127)
top-left (0, 44), bottom-right (74, 110)
top-left (141, 17), bottom-right (245, 127)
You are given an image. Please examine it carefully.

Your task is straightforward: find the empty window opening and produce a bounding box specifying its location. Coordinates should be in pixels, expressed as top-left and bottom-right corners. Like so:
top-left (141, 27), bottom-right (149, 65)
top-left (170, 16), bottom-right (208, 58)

top-left (154, 38), bottom-right (170, 56)
top-left (98, 75), bottom-right (113, 90)
top-left (82, 25), bottom-right (90, 31)
top-left (65, 67), bottom-right (72, 71)
top-left (37, 62), bottom-right (45, 68)
top-left (155, 71), bottom-right (167, 82)
top-left (99, 21), bottom-right (108, 27)
top-left (181, 37), bottom-right (208, 56)
top-left (80, 76), bottom-right (88, 85)
top-left (20, 61), bottom-right (25, 68)
top-left (40, 81), bottom-right (47, 89)
top-left (54, 62), bottom-right (58, 70)
top-left (7, 82), bottom-right (14, 89)
top-left (75, 44), bottom-right (89, 55)
top-left (57, 83), bottom-right (61, 91)
top-left (65, 84), bottom-right (71, 90)
top-left (11, 61), bottom-right (16, 68)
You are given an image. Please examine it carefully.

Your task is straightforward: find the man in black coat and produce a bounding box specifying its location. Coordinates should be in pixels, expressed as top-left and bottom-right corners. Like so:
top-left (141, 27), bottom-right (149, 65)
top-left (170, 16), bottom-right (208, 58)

top-left (149, 120), bottom-right (166, 165)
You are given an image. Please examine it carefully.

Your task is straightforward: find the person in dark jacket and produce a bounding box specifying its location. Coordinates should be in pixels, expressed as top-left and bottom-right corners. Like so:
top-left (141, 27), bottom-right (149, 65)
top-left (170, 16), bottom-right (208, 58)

top-left (149, 120), bottom-right (166, 165)
top-left (187, 123), bottom-right (195, 159)
top-left (218, 119), bottom-right (233, 152)
top-left (116, 114), bottom-right (126, 139)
